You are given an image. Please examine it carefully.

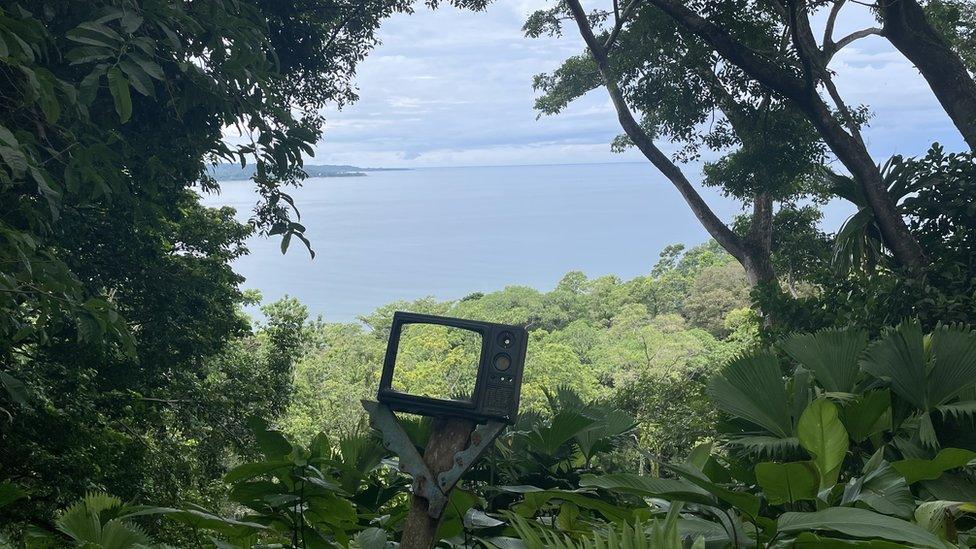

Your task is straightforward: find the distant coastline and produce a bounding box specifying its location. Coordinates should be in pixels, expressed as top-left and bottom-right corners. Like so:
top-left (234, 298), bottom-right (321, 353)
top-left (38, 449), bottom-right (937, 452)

top-left (209, 163), bottom-right (408, 181)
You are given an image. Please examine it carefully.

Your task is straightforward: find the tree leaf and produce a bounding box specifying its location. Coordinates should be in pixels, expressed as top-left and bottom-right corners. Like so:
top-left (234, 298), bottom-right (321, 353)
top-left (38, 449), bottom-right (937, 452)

top-left (667, 463), bottom-right (762, 518)
top-left (891, 448), bottom-right (976, 484)
top-left (106, 67), bottom-right (132, 122)
top-left (797, 399), bottom-right (848, 489)
top-left (915, 500), bottom-right (976, 539)
top-left (778, 507), bottom-right (946, 548)
top-left (755, 461), bottom-right (820, 504)
top-left (792, 531), bottom-right (907, 547)
top-left (119, 59), bottom-right (154, 97)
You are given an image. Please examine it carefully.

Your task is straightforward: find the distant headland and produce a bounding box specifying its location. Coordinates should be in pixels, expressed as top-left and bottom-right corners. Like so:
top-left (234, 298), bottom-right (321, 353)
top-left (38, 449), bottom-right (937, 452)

top-left (208, 163), bottom-right (407, 181)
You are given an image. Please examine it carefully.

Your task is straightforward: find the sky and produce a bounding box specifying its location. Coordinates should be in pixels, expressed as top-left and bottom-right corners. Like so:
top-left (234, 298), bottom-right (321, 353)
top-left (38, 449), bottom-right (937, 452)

top-left (298, 0), bottom-right (968, 169)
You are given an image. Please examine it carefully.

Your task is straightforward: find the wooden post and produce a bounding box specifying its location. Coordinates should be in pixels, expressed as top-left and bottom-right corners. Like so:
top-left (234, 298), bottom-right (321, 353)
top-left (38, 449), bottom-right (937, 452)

top-left (399, 416), bottom-right (475, 549)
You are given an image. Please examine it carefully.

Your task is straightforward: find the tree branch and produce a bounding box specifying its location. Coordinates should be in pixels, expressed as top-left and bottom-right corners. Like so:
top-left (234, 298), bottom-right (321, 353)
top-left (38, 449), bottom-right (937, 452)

top-left (824, 27), bottom-right (884, 62)
top-left (785, 0), bottom-right (867, 146)
top-left (644, 0), bottom-right (808, 102)
top-left (565, 0), bottom-right (748, 263)
top-left (604, 0), bottom-right (640, 52)
top-left (823, 0), bottom-right (846, 46)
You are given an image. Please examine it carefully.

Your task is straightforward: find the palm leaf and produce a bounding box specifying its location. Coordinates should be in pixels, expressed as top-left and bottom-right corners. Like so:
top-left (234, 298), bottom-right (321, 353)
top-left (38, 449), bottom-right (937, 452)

top-left (780, 328), bottom-right (867, 393)
top-left (707, 352), bottom-right (792, 438)
top-left (927, 324), bottom-right (976, 406)
top-left (937, 400), bottom-right (976, 421)
top-left (861, 321), bottom-right (927, 410)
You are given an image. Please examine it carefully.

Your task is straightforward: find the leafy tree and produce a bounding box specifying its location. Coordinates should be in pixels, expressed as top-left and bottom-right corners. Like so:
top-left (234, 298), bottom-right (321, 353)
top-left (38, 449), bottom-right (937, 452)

top-left (0, 0), bottom-right (422, 538)
top-left (525, 0), bottom-right (831, 296)
top-left (682, 262), bottom-right (751, 337)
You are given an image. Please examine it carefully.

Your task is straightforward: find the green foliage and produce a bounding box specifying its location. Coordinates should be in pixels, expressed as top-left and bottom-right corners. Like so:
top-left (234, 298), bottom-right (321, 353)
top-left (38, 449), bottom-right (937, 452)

top-left (0, 0), bottom-right (412, 540)
top-left (280, 242), bottom-right (750, 460)
top-left (765, 145), bottom-right (976, 336)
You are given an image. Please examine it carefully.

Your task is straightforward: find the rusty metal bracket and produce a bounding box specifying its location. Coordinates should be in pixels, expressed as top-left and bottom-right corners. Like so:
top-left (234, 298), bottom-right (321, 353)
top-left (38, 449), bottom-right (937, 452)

top-left (362, 400), bottom-right (506, 518)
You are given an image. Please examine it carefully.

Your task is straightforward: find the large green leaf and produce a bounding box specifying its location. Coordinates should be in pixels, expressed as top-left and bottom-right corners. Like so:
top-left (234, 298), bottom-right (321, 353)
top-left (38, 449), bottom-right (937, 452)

top-left (525, 410), bottom-right (595, 455)
top-left (667, 463), bottom-right (762, 518)
top-left (927, 324), bottom-right (976, 407)
top-left (841, 390), bottom-right (891, 443)
top-left (0, 482), bottom-right (25, 509)
top-left (498, 485), bottom-right (642, 522)
top-left (106, 67), bottom-right (131, 123)
top-left (248, 417), bottom-right (293, 460)
top-left (780, 328), bottom-right (867, 393)
top-left (792, 532), bottom-right (906, 547)
top-left (579, 473), bottom-right (716, 506)
top-left (778, 507), bottom-right (947, 548)
top-left (861, 321), bottom-right (927, 410)
top-left (707, 352), bottom-right (792, 438)
top-left (755, 461), bottom-right (819, 504)
top-left (0, 371), bottom-right (28, 405)
top-left (224, 460), bottom-right (291, 483)
top-left (915, 500), bottom-right (976, 539)
top-left (575, 405), bottom-right (636, 460)
top-left (842, 457), bottom-right (914, 519)
top-left (797, 399), bottom-right (848, 488)
top-left (891, 448), bottom-right (976, 484)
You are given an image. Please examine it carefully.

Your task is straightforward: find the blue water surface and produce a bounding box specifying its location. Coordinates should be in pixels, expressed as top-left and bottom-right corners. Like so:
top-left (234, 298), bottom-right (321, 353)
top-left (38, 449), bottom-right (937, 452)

top-left (201, 162), bottom-right (849, 321)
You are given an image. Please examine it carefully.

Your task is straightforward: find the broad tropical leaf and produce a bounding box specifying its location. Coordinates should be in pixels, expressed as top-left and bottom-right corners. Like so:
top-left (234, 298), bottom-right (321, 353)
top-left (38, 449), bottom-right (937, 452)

top-left (524, 410), bottom-right (595, 455)
top-left (927, 324), bottom-right (976, 407)
top-left (891, 448), bottom-right (976, 484)
top-left (841, 390), bottom-right (891, 443)
top-left (780, 328), bottom-right (867, 393)
top-left (0, 482), bottom-right (25, 509)
top-left (915, 500), bottom-right (976, 539)
top-left (841, 455), bottom-right (914, 519)
top-left (797, 399), bottom-right (848, 489)
top-left (861, 322), bottom-right (976, 430)
top-left (861, 321), bottom-right (927, 410)
top-left (579, 473), bottom-right (715, 506)
top-left (755, 461), bottom-right (819, 504)
top-left (777, 507), bottom-right (947, 548)
top-left (498, 485), bottom-right (641, 522)
top-left (707, 352), bottom-right (791, 438)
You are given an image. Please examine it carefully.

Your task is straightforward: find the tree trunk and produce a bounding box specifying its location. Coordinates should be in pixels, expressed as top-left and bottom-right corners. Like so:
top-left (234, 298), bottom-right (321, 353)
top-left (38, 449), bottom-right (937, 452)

top-left (645, 0), bottom-right (926, 269)
top-left (880, 0), bottom-right (976, 150)
top-left (742, 193), bottom-right (777, 287)
top-left (400, 416), bottom-right (475, 549)
top-left (563, 0), bottom-right (750, 267)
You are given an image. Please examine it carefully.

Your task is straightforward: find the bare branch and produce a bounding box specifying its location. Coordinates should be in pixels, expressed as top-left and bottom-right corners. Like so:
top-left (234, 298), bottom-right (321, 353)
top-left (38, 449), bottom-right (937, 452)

top-left (823, 0), bottom-right (846, 46)
top-left (604, 0), bottom-right (640, 52)
top-left (564, 0), bottom-right (749, 264)
top-left (825, 27), bottom-right (884, 62)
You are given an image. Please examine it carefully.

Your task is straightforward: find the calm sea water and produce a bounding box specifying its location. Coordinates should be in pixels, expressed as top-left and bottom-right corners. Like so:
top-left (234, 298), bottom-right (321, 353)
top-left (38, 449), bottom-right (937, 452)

top-left (200, 163), bottom-right (847, 322)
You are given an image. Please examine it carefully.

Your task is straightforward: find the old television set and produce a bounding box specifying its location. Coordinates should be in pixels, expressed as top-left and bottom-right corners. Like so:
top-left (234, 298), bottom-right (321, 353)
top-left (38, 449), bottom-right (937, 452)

top-left (377, 311), bottom-right (527, 424)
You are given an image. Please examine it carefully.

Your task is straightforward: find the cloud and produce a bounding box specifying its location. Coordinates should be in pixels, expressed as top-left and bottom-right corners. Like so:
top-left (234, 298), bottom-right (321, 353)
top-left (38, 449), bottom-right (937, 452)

top-left (301, 0), bottom-right (964, 169)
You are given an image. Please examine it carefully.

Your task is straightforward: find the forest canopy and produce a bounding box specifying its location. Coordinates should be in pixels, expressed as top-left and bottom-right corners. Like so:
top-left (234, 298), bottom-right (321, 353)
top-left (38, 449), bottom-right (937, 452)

top-left (2, 0), bottom-right (976, 546)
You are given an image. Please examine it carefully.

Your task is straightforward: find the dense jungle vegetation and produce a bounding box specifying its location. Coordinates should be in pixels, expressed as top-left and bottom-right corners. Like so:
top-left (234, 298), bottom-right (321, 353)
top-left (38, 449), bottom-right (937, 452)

top-left (2, 0), bottom-right (976, 547)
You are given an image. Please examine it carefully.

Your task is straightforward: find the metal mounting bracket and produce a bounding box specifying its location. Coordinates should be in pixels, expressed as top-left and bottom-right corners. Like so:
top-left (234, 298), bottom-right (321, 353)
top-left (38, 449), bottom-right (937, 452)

top-left (362, 400), bottom-right (506, 518)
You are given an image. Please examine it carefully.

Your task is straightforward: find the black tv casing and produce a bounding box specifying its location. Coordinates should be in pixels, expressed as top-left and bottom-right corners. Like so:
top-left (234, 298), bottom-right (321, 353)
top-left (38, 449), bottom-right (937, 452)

top-left (377, 311), bottom-right (526, 424)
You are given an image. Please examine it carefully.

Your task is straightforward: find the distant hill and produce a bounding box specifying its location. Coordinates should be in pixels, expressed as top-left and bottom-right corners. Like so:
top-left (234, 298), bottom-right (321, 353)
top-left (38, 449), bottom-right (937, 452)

top-left (208, 163), bottom-right (406, 181)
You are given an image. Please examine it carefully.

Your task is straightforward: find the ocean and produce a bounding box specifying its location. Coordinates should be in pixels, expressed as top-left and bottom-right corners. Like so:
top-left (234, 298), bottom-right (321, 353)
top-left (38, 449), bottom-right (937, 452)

top-left (200, 162), bottom-right (848, 322)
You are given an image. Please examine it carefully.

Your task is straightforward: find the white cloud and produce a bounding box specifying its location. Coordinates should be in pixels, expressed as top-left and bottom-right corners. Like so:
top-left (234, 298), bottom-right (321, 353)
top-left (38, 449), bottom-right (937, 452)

top-left (294, 0), bottom-right (967, 168)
